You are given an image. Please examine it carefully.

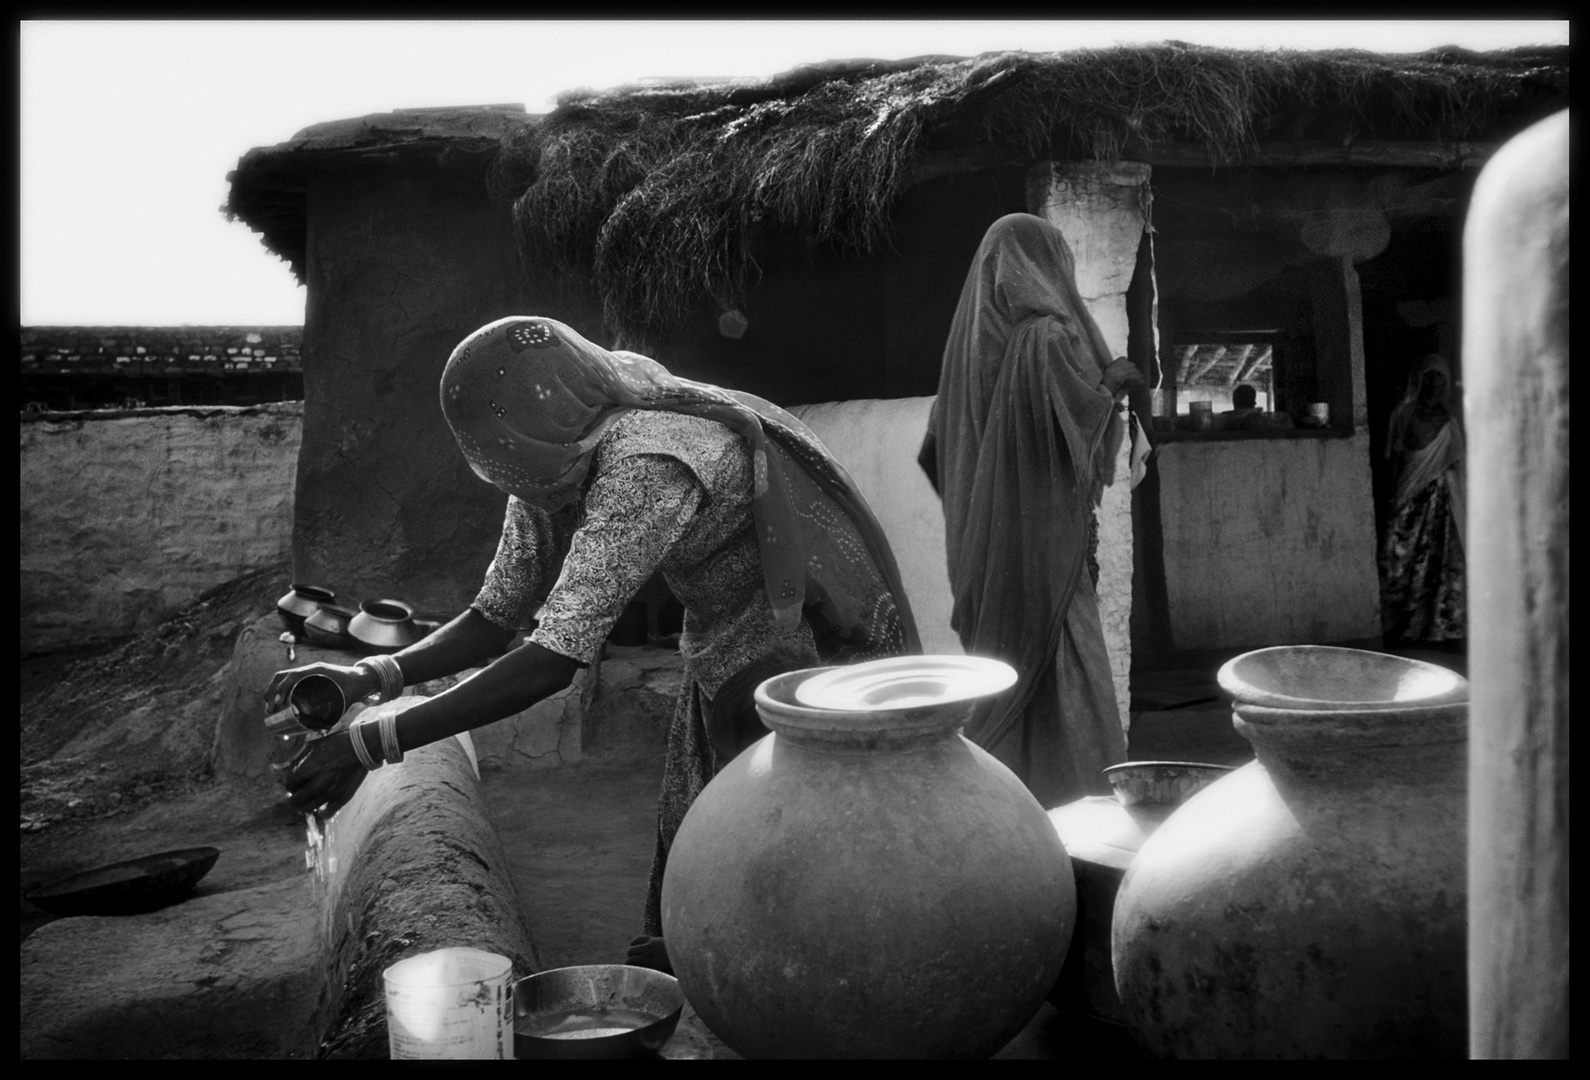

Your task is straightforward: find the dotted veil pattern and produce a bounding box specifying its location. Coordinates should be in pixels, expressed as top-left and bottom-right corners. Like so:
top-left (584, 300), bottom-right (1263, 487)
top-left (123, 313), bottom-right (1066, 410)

top-left (440, 316), bottom-right (920, 655)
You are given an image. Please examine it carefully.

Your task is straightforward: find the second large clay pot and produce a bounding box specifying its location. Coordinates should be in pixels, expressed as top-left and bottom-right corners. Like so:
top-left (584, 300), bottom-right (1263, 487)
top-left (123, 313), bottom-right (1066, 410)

top-left (661, 656), bottom-right (1076, 1059)
top-left (1111, 648), bottom-right (1469, 1058)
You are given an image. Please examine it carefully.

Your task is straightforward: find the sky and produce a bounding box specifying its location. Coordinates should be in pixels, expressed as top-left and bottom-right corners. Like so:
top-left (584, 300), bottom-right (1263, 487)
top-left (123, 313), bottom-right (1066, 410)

top-left (20, 19), bottom-right (1570, 327)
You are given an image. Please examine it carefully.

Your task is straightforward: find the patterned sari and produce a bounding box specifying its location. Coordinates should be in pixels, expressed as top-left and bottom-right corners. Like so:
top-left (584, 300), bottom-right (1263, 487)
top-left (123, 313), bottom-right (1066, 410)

top-left (1380, 354), bottom-right (1466, 644)
top-left (443, 317), bottom-right (921, 934)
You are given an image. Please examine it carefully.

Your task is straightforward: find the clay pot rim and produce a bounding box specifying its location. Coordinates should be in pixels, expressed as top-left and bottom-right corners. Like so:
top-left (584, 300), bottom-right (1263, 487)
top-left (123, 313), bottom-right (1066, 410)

top-left (1232, 699), bottom-right (1466, 752)
top-left (1217, 645), bottom-right (1468, 712)
top-left (358, 598), bottom-right (415, 622)
top-left (1234, 699), bottom-right (1467, 722)
top-left (754, 661), bottom-right (1004, 740)
top-left (283, 583), bottom-right (337, 604)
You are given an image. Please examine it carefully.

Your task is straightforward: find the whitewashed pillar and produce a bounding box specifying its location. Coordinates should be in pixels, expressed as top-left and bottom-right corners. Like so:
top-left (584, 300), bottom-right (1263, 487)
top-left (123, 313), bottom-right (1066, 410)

top-left (1462, 109), bottom-right (1569, 1060)
top-left (1028, 160), bottom-right (1153, 740)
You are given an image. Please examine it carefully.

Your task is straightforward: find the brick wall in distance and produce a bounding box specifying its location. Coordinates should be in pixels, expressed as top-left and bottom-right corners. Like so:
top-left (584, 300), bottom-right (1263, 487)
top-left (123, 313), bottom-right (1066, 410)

top-left (21, 326), bottom-right (303, 410)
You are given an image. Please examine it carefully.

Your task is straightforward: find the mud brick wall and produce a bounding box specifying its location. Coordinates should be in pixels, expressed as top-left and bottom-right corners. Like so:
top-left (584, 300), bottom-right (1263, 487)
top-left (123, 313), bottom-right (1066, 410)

top-left (20, 404), bottom-right (303, 654)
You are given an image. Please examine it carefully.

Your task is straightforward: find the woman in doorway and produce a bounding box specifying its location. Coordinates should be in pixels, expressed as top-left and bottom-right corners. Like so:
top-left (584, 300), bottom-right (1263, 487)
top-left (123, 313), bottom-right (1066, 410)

top-left (918, 213), bottom-right (1141, 810)
top-left (1380, 352), bottom-right (1466, 647)
top-left (267, 316), bottom-right (919, 970)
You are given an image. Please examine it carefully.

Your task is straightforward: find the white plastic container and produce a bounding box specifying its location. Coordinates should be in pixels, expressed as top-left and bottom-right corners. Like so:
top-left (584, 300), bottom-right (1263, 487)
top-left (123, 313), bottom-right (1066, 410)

top-left (383, 947), bottom-right (515, 1060)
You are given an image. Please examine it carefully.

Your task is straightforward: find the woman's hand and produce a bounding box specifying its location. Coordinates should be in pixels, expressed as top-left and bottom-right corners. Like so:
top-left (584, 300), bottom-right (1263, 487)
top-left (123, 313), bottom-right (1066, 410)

top-left (1101, 356), bottom-right (1145, 398)
top-left (281, 727), bottom-right (368, 818)
top-left (263, 662), bottom-right (376, 714)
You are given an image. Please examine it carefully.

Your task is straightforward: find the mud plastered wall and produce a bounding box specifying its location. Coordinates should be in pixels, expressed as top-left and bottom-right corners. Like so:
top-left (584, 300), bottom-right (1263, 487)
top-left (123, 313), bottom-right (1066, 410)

top-left (789, 397), bottom-right (959, 658)
top-left (791, 392), bottom-right (1135, 737)
top-left (1155, 433), bottom-right (1381, 647)
top-left (20, 404), bottom-right (302, 654)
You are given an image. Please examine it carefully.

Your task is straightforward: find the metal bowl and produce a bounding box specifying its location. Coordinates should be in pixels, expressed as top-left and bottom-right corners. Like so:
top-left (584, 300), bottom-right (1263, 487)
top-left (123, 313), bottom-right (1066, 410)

top-left (1217, 645), bottom-right (1468, 711)
top-left (1103, 761), bottom-right (1234, 807)
top-left (513, 965), bottom-right (685, 1059)
top-left (277, 583), bottom-right (336, 636)
top-left (348, 599), bottom-right (421, 655)
top-left (302, 603), bottom-right (356, 649)
top-left (24, 847), bottom-right (220, 916)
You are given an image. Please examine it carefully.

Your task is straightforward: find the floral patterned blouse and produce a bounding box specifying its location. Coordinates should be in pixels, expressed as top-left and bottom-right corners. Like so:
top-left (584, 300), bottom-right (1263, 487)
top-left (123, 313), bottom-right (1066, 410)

top-left (471, 409), bottom-right (816, 700)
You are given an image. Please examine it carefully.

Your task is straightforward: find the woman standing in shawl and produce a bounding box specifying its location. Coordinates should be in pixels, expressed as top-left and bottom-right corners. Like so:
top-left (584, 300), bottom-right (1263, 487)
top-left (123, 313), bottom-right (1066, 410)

top-left (918, 213), bottom-right (1141, 810)
top-left (267, 316), bottom-right (919, 970)
top-left (1380, 353), bottom-right (1466, 647)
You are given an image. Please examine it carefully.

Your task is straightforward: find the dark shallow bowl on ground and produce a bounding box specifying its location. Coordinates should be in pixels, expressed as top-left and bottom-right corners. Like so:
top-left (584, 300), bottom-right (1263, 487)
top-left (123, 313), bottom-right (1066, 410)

top-left (514, 965), bottom-right (685, 1059)
top-left (24, 847), bottom-right (221, 916)
top-left (277, 584), bottom-right (336, 636)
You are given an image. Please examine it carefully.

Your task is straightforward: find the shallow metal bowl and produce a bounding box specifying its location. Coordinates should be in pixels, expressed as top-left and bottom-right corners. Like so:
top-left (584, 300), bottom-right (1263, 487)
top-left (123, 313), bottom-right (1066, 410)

top-left (1103, 761), bottom-right (1234, 807)
top-left (513, 964), bottom-right (684, 1060)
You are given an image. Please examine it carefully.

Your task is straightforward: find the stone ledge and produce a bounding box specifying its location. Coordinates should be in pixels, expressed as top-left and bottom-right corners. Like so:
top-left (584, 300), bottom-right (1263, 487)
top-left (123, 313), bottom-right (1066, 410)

top-left (308, 702), bottom-right (538, 1058)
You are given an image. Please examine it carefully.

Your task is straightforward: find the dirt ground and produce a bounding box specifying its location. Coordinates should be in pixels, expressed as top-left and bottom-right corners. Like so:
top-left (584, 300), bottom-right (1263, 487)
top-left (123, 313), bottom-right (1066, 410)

top-left (479, 758), bottom-right (665, 971)
top-left (21, 561), bottom-right (292, 836)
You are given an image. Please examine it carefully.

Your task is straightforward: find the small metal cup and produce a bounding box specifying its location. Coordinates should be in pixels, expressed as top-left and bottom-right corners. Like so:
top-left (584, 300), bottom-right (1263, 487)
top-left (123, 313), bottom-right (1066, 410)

top-left (263, 674), bottom-right (348, 737)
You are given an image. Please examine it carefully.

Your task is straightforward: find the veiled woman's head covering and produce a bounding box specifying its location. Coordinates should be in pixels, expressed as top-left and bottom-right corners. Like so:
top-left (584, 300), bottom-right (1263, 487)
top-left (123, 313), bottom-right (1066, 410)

top-left (441, 316), bottom-right (919, 652)
top-left (441, 318), bottom-right (682, 513)
top-left (1386, 353), bottom-right (1460, 458)
top-left (949, 213), bottom-right (1119, 400)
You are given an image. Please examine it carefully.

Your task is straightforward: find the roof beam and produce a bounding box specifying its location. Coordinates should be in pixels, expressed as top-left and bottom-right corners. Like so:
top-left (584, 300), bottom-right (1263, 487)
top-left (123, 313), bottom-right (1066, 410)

top-left (1188, 345), bottom-right (1228, 385)
top-left (1231, 344), bottom-right (1270, 386)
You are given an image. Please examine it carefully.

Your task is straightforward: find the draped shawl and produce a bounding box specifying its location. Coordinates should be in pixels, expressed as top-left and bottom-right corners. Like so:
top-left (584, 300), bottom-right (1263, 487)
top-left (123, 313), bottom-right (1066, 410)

top-left (441, 316), bottom-right (920, 656)
top-left (920, 214), bottom-right (1127, 750)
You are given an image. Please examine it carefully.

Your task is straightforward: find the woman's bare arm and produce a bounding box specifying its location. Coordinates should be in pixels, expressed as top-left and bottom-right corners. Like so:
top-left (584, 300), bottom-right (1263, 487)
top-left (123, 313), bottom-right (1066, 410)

top-left (264, 606), bottom-right (518, 710)
top-left (386, 606), bottom-right (519, 686)
top-left (389, 639), bottom-right (580, 752)
top-left (282, 638), bottom-right (579, 814)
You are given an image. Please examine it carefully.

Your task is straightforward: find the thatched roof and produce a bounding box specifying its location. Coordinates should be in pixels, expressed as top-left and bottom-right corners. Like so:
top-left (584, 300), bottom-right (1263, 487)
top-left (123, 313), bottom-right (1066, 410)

top-left (224, 105), bottom-right (536, 283)
top-left (489, 43), bottom-right (1567, 341)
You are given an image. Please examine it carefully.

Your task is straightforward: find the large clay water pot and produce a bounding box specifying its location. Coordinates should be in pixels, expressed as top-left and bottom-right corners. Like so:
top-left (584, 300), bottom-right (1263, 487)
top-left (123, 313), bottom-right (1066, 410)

top-left (661, 656), bottom-right (1076, 1059)
top-left (1111, 647), bottom-right (1469, 1058)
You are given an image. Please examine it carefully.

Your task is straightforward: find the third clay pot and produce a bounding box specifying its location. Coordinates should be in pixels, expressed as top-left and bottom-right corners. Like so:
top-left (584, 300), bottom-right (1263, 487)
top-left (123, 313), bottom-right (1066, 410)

top-left (1111, 648), bottom-right (1469, 1058)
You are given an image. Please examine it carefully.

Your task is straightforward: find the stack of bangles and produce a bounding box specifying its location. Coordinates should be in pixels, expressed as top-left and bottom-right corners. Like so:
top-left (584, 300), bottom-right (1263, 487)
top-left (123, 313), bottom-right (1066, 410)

top-left (349, 655), bottom-right (407, 770)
